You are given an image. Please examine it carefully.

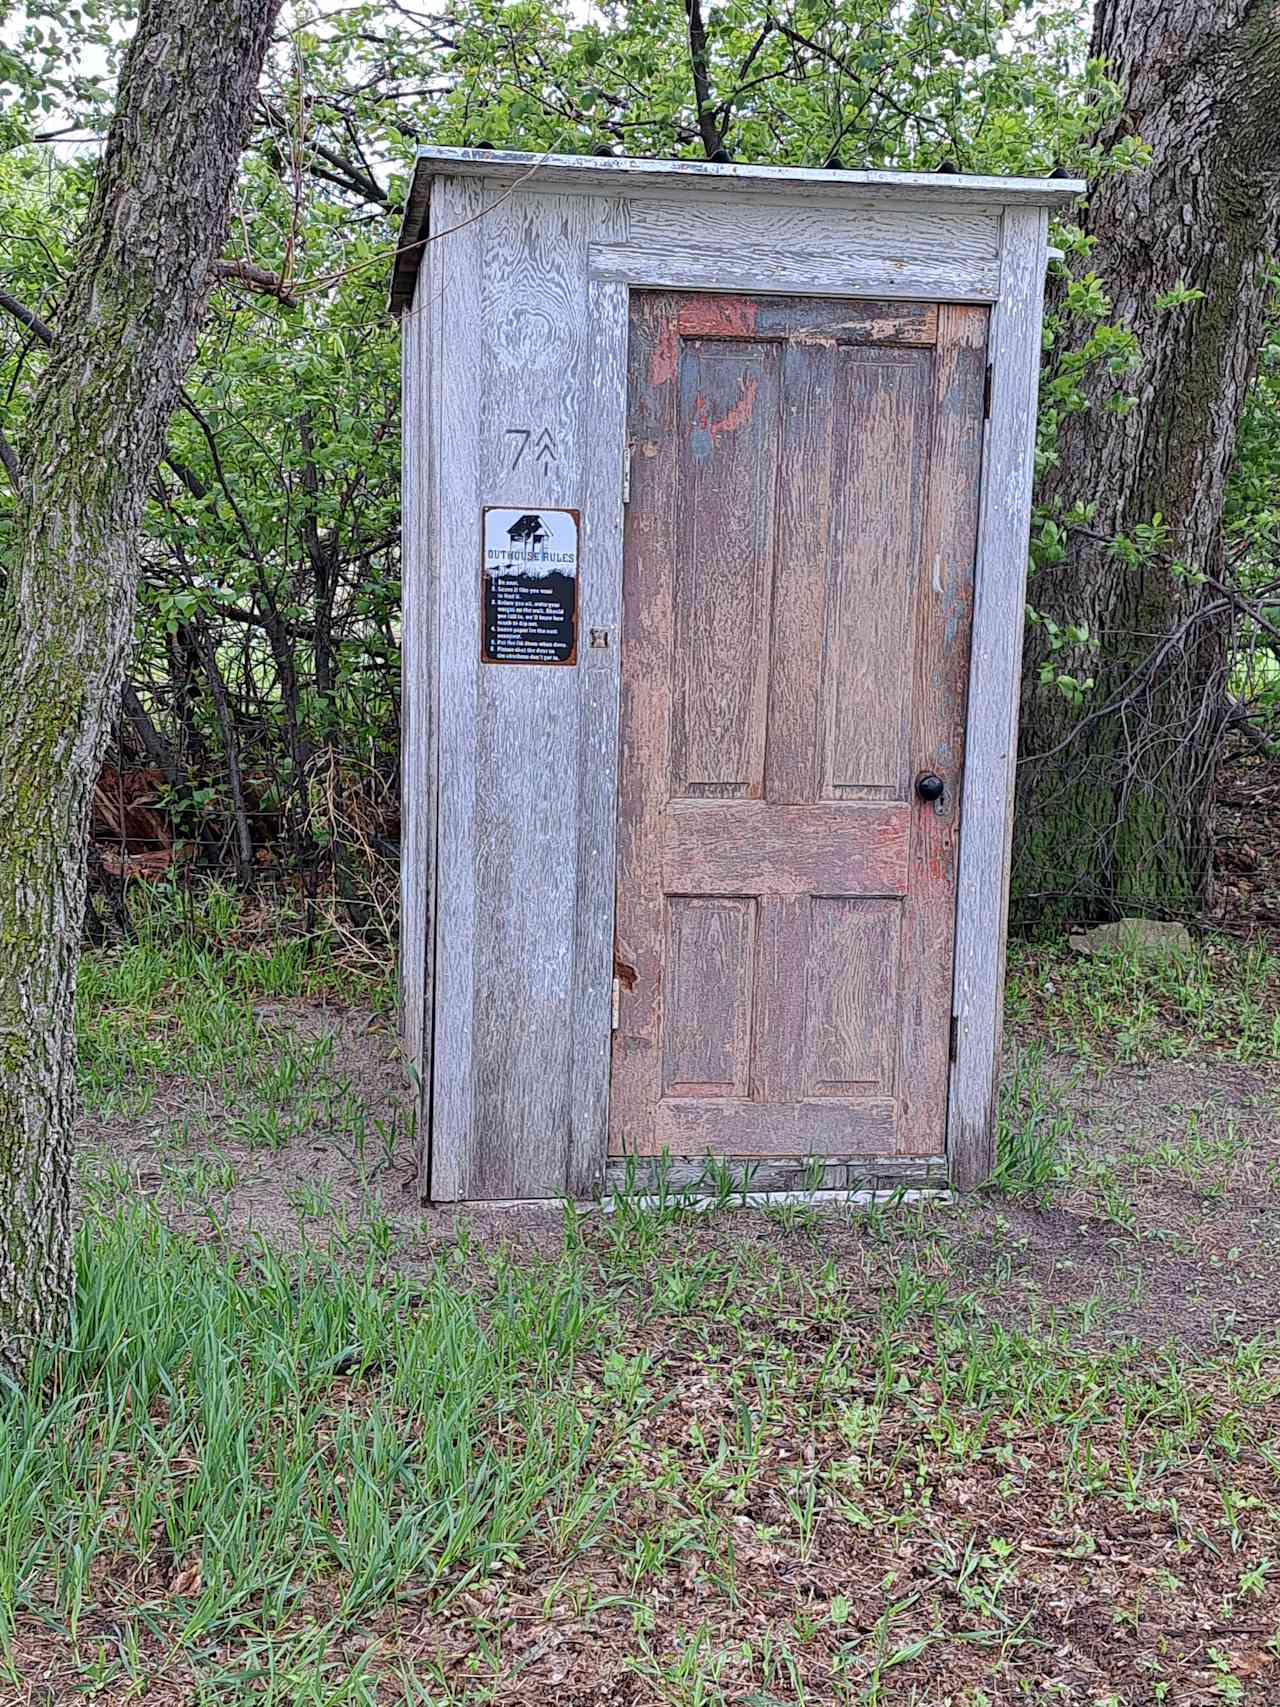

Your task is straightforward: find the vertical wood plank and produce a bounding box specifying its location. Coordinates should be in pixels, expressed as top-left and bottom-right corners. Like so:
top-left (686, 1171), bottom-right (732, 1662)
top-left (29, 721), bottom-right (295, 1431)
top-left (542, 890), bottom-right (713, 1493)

top-left (899, 304), bottom-right (988, 1153)
top-left (948, 207), bottom-right (1050, 1189)
top-left (428, 174), bottom-right (485, 1201)
top-left (749, 895), bottom-right (810, 1107)
top-left (399, 240), bottom-right (440, 1193)
top-left (567, 198), bottom-right (630, 1197)
top-left (610, 293), bottom-right (679, 1156)
top-left (820, 349), bottom-right (931, 797)
top-left (767, 341), bottom-right (835, 804)
top-left (470, 188), bottom-right (592, 1199)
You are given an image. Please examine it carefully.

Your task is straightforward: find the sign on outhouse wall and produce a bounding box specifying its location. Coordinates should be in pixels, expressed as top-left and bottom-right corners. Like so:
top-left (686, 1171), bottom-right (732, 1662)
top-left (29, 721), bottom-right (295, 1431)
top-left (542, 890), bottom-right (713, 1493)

top-left (481, 506), bottom-right (580, 665)
top-left (392, 148), bottom-right (1082, 1204)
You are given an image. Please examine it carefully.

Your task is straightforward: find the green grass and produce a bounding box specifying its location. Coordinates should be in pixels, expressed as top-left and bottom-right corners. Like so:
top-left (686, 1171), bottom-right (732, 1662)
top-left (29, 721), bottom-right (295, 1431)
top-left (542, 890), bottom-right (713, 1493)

top-left (990, 1044), bottom-right (1074, 1205)
top-left (2, 1208), bottom-right (626, 1698)
top-left (6, 1204), bottom-right (1280, 1702)
top-left (37, 896), bottom-right (1280, 1699)
top-left (1006, 935), bottom-right (1280, 1064)
top-left (75, 888), bottom-right (394, 1122)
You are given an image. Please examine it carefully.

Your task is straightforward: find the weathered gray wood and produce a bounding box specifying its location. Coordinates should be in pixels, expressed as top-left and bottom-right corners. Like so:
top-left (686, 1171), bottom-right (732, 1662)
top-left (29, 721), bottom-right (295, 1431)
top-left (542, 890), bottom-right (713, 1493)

top-left (391, 151), bottom-right (1082, 313)
top-left (427, 175), bottom-right (485, 1201)
top-left (947, 207), bottom-right (1050, 1190)
top-left (398, 247), bottom-right (437, 1148)
top-left (566, 201), bottom-right (631, 1197)
top-left (418, 185), bottom-right (633, 1201)
top-left (589, 240), bottom-right (1000, 304)
top-left (625, 196), bottom-right (999, 267)
top-left (388, 148), bottom-right (434, 315)
top-left (467, 189), bottom-right (592, 1199)
top-left (399, 158), bottom-right (1061, 1203)
top-left (409, 146), bottom-right (1082, 204)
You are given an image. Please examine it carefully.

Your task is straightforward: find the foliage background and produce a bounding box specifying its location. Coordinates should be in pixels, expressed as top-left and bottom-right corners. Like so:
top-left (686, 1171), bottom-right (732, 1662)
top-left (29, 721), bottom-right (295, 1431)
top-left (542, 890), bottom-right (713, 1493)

top-left (2, 0), bottom-right (1278, 939)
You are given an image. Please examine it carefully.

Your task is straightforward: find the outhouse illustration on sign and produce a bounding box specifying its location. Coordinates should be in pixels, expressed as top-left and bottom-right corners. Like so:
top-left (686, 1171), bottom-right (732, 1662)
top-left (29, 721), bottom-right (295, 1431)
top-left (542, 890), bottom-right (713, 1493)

top-left (481, 505), bottom-right (579, 666)
top-left (394, 147), bottom-right (1083, 1205)
top-left (505, 513), bottom-right (549, 558)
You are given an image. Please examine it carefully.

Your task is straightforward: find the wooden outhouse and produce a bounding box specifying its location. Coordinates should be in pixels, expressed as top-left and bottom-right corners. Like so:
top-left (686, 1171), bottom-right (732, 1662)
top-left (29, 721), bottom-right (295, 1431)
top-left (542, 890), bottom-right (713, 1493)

top-left (392, 147), bottom-right (1082, 1203)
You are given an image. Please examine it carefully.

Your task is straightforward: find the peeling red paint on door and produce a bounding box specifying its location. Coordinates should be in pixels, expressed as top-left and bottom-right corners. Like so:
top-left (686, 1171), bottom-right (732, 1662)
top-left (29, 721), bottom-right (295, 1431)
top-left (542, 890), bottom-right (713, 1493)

top-left (676, 295), bottom-right (760, 337)
top-left (648, 319), bottom-right (679, 387)
top-left (689, 373), bottom-right (760, 457)
top-left (612, 290), bottom-right (990, 1163)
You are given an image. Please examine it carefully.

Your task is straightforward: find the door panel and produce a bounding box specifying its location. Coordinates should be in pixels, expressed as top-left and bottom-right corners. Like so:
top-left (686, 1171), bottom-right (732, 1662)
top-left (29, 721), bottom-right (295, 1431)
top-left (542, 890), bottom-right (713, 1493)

top-left (804, 898), bottom-right (902, 1095)
top-left (671, 341), bottom-right (780, 800)
top-left (661, 898), bottom-right (756, 1097)
top-left (610, 292), bottom-right (987, 1160)
top-left (821, 349), bottom-right (931, 798)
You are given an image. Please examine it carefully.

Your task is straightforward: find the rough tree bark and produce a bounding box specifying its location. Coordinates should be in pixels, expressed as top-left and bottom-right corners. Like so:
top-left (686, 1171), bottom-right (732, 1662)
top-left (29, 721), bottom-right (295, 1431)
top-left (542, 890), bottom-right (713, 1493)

top-left (0, 0), bottom-right (281, 1378)
top-left (1013, 0), bottom-right (1280, 921)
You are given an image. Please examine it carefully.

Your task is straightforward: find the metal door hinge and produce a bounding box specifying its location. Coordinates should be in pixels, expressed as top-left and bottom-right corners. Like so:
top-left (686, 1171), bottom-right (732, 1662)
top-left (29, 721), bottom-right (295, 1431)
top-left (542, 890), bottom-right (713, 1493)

top-left (982, 363), bottom-right (993, 420)
top-left (949, 1015), bottom-right (959, 1061)
top-left (612, 975), bottom-right (621, 1030)
top-left (622, 445), bottom-right (632, 505)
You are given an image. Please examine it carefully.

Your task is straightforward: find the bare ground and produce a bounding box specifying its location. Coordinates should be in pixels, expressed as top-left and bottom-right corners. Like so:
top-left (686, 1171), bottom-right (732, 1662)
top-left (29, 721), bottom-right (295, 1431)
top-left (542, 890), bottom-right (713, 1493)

top-left (42, 916), bottom-right (1280, 1706)
top-left (77, 997), bottom-right (1280, 1349)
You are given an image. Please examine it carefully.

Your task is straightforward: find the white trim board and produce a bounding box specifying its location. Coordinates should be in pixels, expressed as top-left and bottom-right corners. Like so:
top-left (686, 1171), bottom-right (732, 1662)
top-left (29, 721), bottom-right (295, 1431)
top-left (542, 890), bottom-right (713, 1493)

top-left (410, 144), bottom-right (1082, 202)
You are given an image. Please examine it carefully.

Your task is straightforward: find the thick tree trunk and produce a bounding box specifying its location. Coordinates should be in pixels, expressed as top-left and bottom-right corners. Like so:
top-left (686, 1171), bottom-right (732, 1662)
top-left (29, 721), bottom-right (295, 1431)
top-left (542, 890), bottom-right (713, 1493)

top-left (0, 0), bottom-right (280, 1379)
top-left (1013, 0), bottom-right (1280, 922)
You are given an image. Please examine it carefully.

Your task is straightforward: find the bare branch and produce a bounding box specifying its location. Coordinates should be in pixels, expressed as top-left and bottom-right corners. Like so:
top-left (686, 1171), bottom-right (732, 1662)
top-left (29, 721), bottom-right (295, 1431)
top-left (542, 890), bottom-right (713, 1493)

top-left (0, 291), bottom-right (52, 347)
top-left (209, 258), bottom-right (299, 308)
top-left (684, 0), bottom-right (726, 159)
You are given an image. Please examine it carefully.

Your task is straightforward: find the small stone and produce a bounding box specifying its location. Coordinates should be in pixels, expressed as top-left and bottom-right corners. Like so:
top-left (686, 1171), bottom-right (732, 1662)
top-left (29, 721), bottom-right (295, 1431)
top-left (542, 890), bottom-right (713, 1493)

top-left (1068, 917), bottom-right (1195, 958)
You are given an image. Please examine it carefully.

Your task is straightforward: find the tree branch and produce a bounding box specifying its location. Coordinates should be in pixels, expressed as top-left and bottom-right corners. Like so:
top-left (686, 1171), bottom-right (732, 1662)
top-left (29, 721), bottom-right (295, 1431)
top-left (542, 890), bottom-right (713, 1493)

top-left (684, 0), bottom-right (725, 159)
top-left (210, 259), bottom-right (299, 308)
top-left (0, 430), bottom-right (20, 490)
top-left (0, 290), bottom-right (52, 346)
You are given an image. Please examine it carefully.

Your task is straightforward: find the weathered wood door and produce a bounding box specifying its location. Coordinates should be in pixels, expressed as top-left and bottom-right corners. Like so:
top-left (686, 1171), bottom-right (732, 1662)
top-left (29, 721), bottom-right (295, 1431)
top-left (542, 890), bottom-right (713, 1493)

top-left (609, 292), bottom-right (988, 1161)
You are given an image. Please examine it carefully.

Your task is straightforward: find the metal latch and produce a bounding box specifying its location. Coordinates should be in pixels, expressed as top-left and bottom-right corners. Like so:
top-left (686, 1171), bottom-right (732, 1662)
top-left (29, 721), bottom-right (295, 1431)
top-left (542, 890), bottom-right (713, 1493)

top-left (612, 975), bottom-right (621, 1030)
top-left (622, 445), bottom-right (632, 505)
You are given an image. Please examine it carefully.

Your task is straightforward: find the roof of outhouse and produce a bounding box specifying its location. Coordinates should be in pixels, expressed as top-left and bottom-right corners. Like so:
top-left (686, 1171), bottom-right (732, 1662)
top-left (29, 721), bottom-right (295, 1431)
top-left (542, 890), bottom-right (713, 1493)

top-left (390, 145), bottom-right (1085, 316)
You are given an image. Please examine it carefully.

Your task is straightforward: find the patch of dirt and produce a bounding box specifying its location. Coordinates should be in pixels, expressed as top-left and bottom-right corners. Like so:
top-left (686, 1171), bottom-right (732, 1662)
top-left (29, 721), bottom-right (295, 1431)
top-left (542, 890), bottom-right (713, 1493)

top-left (76, 999), bottom-right (570, 1264)
top-left (948, 1052), bottom-right (1280, 1346)
top-left (79, 1003), bottom-right (1280, 1349)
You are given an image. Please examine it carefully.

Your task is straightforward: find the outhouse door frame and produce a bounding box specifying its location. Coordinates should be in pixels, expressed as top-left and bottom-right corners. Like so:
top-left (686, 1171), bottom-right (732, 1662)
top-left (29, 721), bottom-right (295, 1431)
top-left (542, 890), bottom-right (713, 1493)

top-left (394, 150), bottom-right (1083, 1201)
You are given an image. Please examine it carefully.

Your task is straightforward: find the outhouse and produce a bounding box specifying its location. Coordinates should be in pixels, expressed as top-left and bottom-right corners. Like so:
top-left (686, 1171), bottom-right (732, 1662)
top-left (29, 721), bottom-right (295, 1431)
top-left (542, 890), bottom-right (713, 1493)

top-left (392, 147), bottom-right (1082, 1203)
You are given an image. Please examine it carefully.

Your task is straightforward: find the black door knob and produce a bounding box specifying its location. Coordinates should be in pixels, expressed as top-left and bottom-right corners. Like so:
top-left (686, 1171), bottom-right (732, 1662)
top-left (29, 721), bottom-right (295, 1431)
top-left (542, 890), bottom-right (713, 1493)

top-left (916, 773), bottom-right (945, 803)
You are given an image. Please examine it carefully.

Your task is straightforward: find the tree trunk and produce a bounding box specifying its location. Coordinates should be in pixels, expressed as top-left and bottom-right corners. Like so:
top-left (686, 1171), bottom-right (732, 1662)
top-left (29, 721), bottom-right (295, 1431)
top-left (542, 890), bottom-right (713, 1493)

top-left (0, 0), bottom-right (280, 1379)
top-left (1013, 0), bottom-right (1280, 922)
